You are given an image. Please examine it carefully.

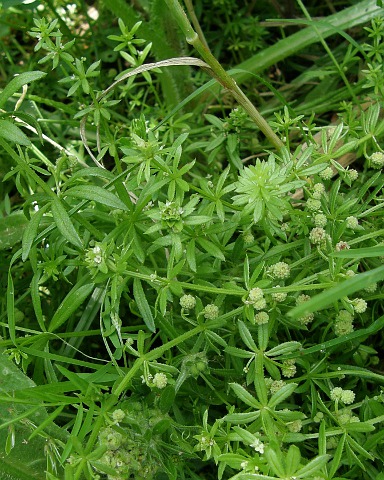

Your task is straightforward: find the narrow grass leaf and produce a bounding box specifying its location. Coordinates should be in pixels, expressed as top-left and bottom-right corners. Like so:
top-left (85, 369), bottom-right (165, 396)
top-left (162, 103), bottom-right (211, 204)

top-left (31, 272), bottom-right (46, 332)
top-left (332, 246), bottom-right (384, 258)
top-left (51, 197), bottom-right (82, 249)
top-left (288, 264), bottom-right (384, 318)
top-left (133, 278), bottom-right (156, 332)
top-left (48, 283), bottom-right (95, 332)
top-left (0, 71), bottom-right (46, 109)
top-left (28, 405), bottom-right (64, 440)
top-left (22, 206), bottom-right (47, 261)
top-left (65, 185), bottom-right (129, 211)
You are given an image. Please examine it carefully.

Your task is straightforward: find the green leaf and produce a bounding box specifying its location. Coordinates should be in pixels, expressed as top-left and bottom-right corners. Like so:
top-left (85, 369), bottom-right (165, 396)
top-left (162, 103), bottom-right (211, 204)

top-left (0, 71), bottom-right (46, 109)
top-left (31, 272), bottom-right (46, 332)
top-left (51, 197), bottom-right (83, 249)
top-left (295, 453), bottom-right (330, 477)
top-left (288, 264), bottom-right (384, 318)
top-left (265, 447), bottom-right (286, 477)
top-left (238, 320), bottom-right (258, 351)
top-left (0, 212), bottom-right (28, 250)
top-left (0, 120), bottom-right (30, 145)
top-left (48, 283), bottom-right (95, 332)
top-left (345, 422), bottom-right (375, 433)
top-left (266, 341), bottom-right (302, 357)
top-left (229, 383), bottom-right (261, 409)
top-left (22, 206), bottom-right (48, 261)
top-left (285, 445), bottom-right (301, 476)
top-left (268, 383), bottom-right (297, 408)
top-left (329, 432), bottom-right (346, 478)
top-left (223, 411), bottom-right (260, 424)
top-left (332, 245), bottom-right (384, 258)
top-left (217, 453), bottom-right (249, 470)
top-left (133, 278), bottom-right (156, 332)
top-left (196, 237), bottom-right (225, 260)
top-left (64, 185), bottom-right (129, 211)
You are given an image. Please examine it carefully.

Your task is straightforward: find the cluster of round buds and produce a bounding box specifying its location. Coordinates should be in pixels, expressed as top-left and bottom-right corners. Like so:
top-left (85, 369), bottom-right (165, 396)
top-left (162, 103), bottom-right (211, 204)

top-left (244, 287), bottom-right (266, 310)
top-left (268, 261), bottom-right (291, 279)
top-left (282, 359), bottom-right (296, 378)
top-left (370, 151), bottom-right (384, 169)
top-left (180, 294), bottom-right (196, 310)
top-left (364, 283), bottom-right (377, 293)
top-left (287, 419), bottom-right (302, 433)
top-left (243, 231), bottom-right (255, 245)
top-left (350, 297), bottom-right (368, 313)
top-left (203, 304), bottom-right (219, 319)
top-left (269, 379), bottom-right (286, 395)
top-left (312, 183), bottom-right (325, 199)
top-left (346, 168), bottom-right (358, 181)
top-left (255, 311), bottom-right (269, 325)
top-left (313, 213), bottom-right (327, 227)
top-left (306, 198), bottom-right (322, 211)
top-left (111, 409), bottom-right (125, 424)
top-left (182, 352), bottom-right (209, 377)
top-left (335, 408), bottom-right (360, 425)
top-left (151, 372), bottom-right (168, 389)
top-left (334, 310), bottom-right (354, 336)
top-left (296, 294), bottom-right (314, 325)
top-left (346, 216), bottom-right (359, 229)
top-left (271, 286), bottom-right (287, 303)
top-left (309, 227), bottom-right (328, 245)
top-left (98, 427), bottom-right (124, 451)
top-left (330, 387), bottom-right (355, 405)
top-left (319, 166), bottom-right (333, 180)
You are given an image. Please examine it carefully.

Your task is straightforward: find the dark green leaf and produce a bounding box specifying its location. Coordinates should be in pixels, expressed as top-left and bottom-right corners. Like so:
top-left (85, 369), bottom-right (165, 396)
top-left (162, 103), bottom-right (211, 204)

top-left (0, 71), bottom-right (46, 109)
top-left (51, 197), bottom-right (82, 249)
top-left (133, 278), bottom-right (156, 332)
top-left (0, 120), bottom-right (30, 145)
top-left (0, 213), bottom-right (28, 250)
top-left (65, 185), bottom-right (129, 211)
top-left (48, 283), bottom-right (95, 332)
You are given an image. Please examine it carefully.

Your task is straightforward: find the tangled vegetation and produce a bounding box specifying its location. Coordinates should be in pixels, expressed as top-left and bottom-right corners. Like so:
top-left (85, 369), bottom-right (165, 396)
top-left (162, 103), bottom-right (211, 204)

top-left (1, 1), bottom-right (384, 479)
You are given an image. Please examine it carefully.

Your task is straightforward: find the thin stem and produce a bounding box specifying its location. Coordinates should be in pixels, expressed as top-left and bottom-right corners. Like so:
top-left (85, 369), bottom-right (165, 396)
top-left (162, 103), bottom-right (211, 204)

top-left (184, 0), bottom-right (210, 51)
top-left (164, 0), bottom-right (284, 150)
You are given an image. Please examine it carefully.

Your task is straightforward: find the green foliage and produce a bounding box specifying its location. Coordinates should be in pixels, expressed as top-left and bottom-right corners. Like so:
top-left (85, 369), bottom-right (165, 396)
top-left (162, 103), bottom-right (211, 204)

top-left (1, 1), bottom-right (384, 479)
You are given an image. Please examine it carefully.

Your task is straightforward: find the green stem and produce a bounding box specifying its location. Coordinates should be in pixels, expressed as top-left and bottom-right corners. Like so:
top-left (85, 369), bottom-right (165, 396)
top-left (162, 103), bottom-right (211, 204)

top-left (184, 0), bottom-right (210, 51)
top-left (163, 0), bottom-right (284, 150)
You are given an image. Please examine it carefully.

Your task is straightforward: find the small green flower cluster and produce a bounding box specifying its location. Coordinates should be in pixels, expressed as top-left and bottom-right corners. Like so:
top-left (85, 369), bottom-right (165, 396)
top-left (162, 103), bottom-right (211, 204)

top-left (330, 386), bottom-right (356, 405)
top-left (334, 310), bottom-right (354, 336)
